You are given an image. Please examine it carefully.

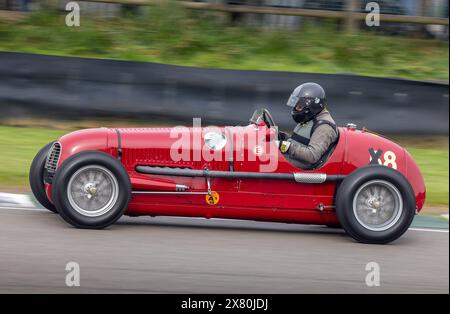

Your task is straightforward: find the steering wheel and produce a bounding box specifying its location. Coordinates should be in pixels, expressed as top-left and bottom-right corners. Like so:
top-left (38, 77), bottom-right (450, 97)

top-left (249, 108), bottom-right (283, 142)
top-left (261, 109), bottom-right (291, 143)
top-left (249, 108), bottom-right (282, 143)
top-left (261, 109), bottom-right (276, 129)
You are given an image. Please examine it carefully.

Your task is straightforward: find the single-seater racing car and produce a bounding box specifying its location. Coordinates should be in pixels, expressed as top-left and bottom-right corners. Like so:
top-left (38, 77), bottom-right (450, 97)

top-left (30, 109), bottom-right (425, 244)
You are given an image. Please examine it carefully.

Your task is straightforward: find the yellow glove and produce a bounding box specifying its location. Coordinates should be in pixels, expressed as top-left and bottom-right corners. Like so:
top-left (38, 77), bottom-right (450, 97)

top-left (280, 141), bottom-right (291, 154)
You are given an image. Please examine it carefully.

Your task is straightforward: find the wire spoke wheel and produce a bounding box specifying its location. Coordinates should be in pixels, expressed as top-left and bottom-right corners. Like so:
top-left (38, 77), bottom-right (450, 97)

top-left (352, 180), bottom-right (403, 232)
top-left (67, 165), bottom-right (119, 217)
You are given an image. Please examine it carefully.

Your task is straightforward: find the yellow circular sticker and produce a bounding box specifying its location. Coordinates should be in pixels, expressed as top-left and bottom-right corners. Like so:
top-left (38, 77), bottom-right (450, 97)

top-left (206, 191), bottom-right (220, 205)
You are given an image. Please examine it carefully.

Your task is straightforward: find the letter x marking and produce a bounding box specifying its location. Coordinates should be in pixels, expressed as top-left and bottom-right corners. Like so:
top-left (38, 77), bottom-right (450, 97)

top-left (369, 148), bottom-right (383, 165)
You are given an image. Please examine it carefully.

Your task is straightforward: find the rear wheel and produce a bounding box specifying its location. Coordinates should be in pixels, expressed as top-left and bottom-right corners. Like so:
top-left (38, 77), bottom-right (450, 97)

top-left (336, 165), bottom-right (416, 244)
top-left (29, 142), bottom-right (57, 213)
top-left (52, 151), bottom-right (131, 229)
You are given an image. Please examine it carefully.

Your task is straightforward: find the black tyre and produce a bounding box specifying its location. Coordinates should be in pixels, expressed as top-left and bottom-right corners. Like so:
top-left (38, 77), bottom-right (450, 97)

top-left (52, 151), bottom-right (131, 229)
top-left (336, 165), bottom-right (416, 244)
top-left (29, 142), bottom-right (57, 213)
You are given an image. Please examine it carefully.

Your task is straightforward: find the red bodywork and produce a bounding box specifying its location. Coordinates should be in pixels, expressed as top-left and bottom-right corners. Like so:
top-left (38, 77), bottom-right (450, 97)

top-left (45, 122), bottom-right (426, 226)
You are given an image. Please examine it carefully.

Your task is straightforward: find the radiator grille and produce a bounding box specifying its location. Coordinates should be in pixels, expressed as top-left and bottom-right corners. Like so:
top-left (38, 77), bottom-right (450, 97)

top-left (44, 142), bottom-right (61, 183)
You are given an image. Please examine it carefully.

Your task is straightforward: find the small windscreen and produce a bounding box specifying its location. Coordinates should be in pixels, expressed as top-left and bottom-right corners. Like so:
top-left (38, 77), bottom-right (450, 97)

top-left (249, 109), bottom-right (264, 124)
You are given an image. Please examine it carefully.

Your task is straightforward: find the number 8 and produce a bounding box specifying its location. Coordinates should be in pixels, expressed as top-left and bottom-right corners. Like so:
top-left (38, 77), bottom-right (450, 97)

top-left (383, 151), bottom-right (397, 169)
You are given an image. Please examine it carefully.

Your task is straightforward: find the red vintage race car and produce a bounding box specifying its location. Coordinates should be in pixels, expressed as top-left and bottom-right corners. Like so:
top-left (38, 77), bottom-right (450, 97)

top-left (30, 109), bottom-right (425, 244)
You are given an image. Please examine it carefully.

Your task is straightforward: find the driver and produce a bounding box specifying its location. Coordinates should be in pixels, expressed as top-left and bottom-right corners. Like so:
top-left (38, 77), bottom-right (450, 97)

top-left (279, 82), bottom-right (338, 168)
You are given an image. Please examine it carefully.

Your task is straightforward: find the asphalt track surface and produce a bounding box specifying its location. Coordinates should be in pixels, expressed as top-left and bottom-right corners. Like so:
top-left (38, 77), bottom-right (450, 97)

top-left (0, 207), bottom-right (448, 294)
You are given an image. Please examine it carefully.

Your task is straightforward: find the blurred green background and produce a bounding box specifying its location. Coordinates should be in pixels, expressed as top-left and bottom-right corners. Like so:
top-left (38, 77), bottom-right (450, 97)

top-left (0, 3), bottom-right (448, 81)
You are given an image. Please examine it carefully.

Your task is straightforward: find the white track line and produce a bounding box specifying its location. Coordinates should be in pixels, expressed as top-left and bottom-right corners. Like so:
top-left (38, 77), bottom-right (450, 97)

top-left (0, 192), bottom-right (35, 207)
top-left (408, 228), bottom-right (449, 233)
top-left (0, 206), bottom-right (47, 212)
top-left (0, 206), bottom-right (448, 233)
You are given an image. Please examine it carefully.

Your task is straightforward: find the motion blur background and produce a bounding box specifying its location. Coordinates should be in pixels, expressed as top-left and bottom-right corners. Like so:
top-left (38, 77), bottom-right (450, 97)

top-left (0, 0), bottom-right (448, 212)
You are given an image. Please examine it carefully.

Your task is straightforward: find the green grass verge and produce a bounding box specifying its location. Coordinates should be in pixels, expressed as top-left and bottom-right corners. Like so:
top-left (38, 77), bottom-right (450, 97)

top-left (0, 4), bottom-right (448, 81)
top-left (0, 126), bottom-right (70, 188)
top-left (407, 147), bottom-right (449, 207)
top-left (0, 125), bottom-right (447, 207)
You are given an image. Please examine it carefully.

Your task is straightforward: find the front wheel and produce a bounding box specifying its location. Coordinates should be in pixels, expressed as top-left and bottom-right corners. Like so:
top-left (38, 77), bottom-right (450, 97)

top-left (336, 165), bottom-right (416, 244)
top-left (52, 151), bottom-right (131, 229)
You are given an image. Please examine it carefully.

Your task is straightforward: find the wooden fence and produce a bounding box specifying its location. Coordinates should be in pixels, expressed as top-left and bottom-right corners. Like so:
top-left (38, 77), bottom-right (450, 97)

top-left (1, 0), bottom-right (449, 30)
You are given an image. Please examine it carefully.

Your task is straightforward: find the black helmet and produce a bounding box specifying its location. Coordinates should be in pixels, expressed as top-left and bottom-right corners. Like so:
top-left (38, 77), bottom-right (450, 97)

top-left (287, 82), bottom-right (326, 124)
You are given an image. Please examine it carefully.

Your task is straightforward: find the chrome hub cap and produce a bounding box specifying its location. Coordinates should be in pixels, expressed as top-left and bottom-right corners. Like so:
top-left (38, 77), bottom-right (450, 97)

top-left (352, 180), bottom-right (403, 232)
top-left (67, 166), bottom-right (119, 217)
top-left (84, 183), bottom-right (98, 199)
